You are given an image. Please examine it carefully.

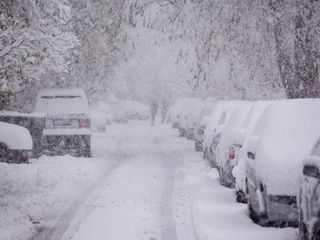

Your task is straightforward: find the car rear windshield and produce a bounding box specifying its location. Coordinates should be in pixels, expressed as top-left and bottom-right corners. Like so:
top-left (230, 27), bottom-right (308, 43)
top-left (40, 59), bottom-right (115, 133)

top-left (35, 95), bottom-right (88, 115)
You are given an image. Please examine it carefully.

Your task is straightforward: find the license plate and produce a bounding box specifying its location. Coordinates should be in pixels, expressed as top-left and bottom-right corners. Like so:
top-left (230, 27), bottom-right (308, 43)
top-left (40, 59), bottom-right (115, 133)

top-left (53, 119), bottom-right (71, 126)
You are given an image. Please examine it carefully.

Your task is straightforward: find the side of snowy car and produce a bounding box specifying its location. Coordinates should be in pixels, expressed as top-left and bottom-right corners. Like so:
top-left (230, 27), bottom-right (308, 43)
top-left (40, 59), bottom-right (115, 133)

top-left (231, 101), bottom-right (272, 203)
top-left (34, 88), bottom-right (91, 157)
top-left (216, 101), bottom-right (253, 188)
top-left (246, 99), bottom-right (320, 227)
top-left (299, 137), bottom-right (320, 240)
top-left (204, 101), bottom-right (240, 168)
top-left (194, 101), bottom-right (215, 151)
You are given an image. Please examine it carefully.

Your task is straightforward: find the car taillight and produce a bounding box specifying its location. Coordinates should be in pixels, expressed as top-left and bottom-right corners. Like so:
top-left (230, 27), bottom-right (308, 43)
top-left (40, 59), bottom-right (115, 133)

top-left (79, 119), bottom-right (91, 128)
top-left (229, 146), bottom-right (235, 160)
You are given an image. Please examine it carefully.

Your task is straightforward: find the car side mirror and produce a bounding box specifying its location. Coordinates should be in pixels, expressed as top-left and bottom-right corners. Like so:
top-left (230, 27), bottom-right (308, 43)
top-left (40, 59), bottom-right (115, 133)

top-left (303, 165), bottom-right (320, 178)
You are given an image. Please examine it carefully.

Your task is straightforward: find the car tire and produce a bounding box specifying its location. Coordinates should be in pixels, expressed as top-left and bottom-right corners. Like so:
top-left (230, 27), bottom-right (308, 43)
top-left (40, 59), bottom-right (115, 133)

top-left (236, 190), bottom-right (247, 204)
top-left (247, 191), bottom-right (269, 226)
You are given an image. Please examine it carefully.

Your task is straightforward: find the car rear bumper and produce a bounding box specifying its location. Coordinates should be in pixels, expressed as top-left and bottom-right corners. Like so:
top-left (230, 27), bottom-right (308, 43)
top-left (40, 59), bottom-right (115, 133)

top-left (42, 134), bottom-right (91, 157)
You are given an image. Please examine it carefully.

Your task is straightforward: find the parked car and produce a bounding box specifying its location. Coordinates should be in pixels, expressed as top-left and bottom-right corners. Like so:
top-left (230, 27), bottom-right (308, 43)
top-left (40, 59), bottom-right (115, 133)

top-left (0, 121), bottom-right (33, 163)
top-left (184, 98), bottom-right (203, 140)
top-left (170, 98), bottom-right (190, 129)
top-left (122, 100), bottom-right (150, 121)
top-left (232, 101), bottom-right (271, 203)
top-left (176, 98), bottom-right (201, 137)
top-left (299, 137), bottom-right (320, 240)
top-left (246, 99), bottom-right (320, 227)
top-left (0, 111), bottom-right (45, 158)
top-left (216, 101), bottom-right (253, 188)
top-left (203, 101), bottom-right (240, 168)
top-left (194, 102), bottom-right (216, 151)
top-left (34, 88), bottom-right (91, 157)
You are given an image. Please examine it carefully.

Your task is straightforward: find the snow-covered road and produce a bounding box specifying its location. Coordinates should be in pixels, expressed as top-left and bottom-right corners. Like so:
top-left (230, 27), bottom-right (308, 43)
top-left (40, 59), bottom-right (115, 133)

top-left (1, 121), bottom-right (297, 240)
top-left (62, 122), bottom-right (201, 240)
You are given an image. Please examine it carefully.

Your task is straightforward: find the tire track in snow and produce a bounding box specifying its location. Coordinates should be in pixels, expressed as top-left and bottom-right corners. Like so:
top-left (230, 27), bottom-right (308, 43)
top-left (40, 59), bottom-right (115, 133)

top-left (160, 158), bottom-right (178, 240)
top-left (29, 158), bottom-right (124, 240)
top-left (29, 136), bottom-right (131, 240)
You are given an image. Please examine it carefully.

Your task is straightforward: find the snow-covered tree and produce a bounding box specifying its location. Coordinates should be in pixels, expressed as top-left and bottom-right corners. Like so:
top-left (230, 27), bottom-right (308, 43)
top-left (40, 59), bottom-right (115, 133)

top-left (0, 0), bottom-right (78, 111)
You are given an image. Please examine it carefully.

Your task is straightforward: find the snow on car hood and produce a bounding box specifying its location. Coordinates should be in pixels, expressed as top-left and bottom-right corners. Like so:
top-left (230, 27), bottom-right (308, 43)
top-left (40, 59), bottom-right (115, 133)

top-left (0, 122), bottom-right (32, 150)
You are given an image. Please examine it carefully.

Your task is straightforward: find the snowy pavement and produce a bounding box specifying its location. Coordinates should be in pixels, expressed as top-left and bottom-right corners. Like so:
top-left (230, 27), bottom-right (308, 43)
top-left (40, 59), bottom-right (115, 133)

top-left (1, 122), bottom-right (297, 240)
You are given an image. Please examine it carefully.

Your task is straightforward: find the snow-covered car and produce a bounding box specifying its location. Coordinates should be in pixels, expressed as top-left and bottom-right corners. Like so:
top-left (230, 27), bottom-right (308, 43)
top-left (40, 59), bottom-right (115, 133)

top-left (216, 101), bottom-right (253, 188)
top-left (169, 98), bottom-right (201, 136)
top-left (0, 121), bottom-right (33, 163)
top-left (299, 137), bottom-right (320, 240)
top-left (203, 101), bottom-right (240, 168)
top-left (169, 98), bottom-right (189, 129)
top-left (122, 100), bottom-right (150, 121)
top-left (175, 98), bottom-right (201, 137)
top-left (246, 99), bottom-right (320, 227)
top-left (231, 101), bottom-right (271, 203)
top-left (34, 88), bottom-right (91, 157)
top-left (194, 103), bottom-right (216, 151)
top-left (91, 101), bottom-right (113, 132)
top-left (184, 98), bottom-right (203, 140)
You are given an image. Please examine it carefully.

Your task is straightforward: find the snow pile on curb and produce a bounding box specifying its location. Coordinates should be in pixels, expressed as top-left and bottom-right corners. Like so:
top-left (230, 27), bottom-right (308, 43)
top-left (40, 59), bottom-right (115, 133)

top-left (0, 155), bottom-right (107, 240)
top-left (192, 169), bottom-right (297, 240)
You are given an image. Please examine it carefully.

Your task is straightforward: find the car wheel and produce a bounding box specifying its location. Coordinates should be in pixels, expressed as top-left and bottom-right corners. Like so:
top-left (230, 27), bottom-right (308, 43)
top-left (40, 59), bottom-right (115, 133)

top-left (247, 193), bottom-right (269, 226)
top-left (236, 190), bottom-right (247, 204)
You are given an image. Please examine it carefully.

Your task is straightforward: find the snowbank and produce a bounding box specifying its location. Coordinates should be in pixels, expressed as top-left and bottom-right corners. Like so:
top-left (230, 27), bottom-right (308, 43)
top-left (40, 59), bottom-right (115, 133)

top-left (0, 155), bottom-right (108, 240)
top-left (193, 169), bottom-right (297, 240)
top-left (248, 99), bottom-right (320, 196)
top-left (0, 121), bottom-right (32, 150)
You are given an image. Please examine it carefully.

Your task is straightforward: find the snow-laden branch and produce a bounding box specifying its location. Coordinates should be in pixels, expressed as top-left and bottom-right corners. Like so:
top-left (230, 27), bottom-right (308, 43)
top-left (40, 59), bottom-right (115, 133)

top-left (0, 35), bottom-right (25, 58)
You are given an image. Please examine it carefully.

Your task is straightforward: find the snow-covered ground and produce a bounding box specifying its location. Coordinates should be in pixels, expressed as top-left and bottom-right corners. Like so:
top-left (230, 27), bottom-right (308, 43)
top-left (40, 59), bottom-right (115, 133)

top-left (0, 121), bottom-right (297, 240)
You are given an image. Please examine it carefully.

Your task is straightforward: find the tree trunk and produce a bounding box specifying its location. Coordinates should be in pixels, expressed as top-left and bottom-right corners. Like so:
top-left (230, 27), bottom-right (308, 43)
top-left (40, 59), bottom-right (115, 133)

top-left (270, 0), bottom-right (320, 98)
top-left (269, 0), bottom-right (297, 98)
top-left (294, 0), bottom-right (320, 98)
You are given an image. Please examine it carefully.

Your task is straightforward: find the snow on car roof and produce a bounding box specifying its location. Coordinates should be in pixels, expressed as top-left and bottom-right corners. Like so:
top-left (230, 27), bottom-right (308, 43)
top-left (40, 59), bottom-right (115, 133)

top-left (37, 88), bottom-right (87, 98)
top-left (250, 99), bottom-right (320, 196)
top-left (0, 121), bottom-right (32, 150)
top-left (219, 101), bottom-right (253, 148)
top-left (35, 88), bottom-right (89, 115)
